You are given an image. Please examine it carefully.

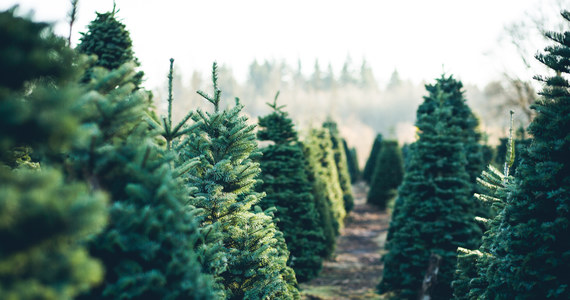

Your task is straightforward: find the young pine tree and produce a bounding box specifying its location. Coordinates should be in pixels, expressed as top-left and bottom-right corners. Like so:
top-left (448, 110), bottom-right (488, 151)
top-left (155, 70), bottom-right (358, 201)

top-left (343, 139), bottom-right (360, 183)
top-left (257, 93), bottom-right (325, 282)
top-left (69, 63), bottom-right (215, 299)
top-left (0, 9), bottom-right (107, 299)
top-left (466, 11), bottom-right (570, 299)
top-left (76, 5), bottom-right (143, 88)
top-left (366, 140), bottom-right (404, 210)
top-left (378, 81), bottom-right (482, 300)
top-left (323, 118), bottom-right (354, 212)
top-left (179, 63), bottom-right (299, 299)
top-left (362, 134), bottom-right (383, 183)
top-left (302, 128), bottom-right (345, 258)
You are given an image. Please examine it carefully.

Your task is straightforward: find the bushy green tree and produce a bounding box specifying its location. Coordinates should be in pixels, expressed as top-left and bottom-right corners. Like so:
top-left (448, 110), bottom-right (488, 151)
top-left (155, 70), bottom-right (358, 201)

top-left (378, 81), bottom-right (482, 300)
top-left (68, 63), bottom-right (215, 299)
top-left (367, 140), bottom-right (404, 209)
top-left (458, 12), bottom-right (570, 299)
top-left (76, 5), bottom-right (143, 88)
top-left (0, 9), bottom-right (107, 299)
top-left (323, 118), bottom-right (354, 212)
top-left (256, 93), bottom-right (325, 282)
top-left (362, 134), bottom-right (382, 183)
top-left (343, 139), bottom-right (360, 183)
top-left (179, 64), bottom-right (299, 299)
top-left (302, 128), bottom-right (345, 258)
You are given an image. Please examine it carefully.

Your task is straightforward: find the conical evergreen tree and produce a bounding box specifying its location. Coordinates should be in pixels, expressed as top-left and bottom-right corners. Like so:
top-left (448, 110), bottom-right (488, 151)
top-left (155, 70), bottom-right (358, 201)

top-left (68, 63), bottom-right (215, 299)
top-left (362, 134), bottom-right (382, 183)
top-left (378, 81), bottom-right (482, 300)
top-left (179, 63), bottom-right (299, 299)
top-left (0, 9), bottom-right (107, 299)
top-left (343, 139), bottom-right (360, 183)
top-left (257, 92), bottom-right (325, 282)
top-left (304, 128), bottom-right (346, 235)
top-left (323, 118), bottom-right (354, 212)
top-left (461, 11), bottom-right (570, 299)
top-left (76, 5), bottom-right (143, 88)
top-left (367, 140), bottom-right (404, 210)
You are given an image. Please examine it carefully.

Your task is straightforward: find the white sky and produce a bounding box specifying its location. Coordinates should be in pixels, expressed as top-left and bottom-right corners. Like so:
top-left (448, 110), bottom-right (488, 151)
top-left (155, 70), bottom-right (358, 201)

top-left (1, 0), bottom-right (560, 89)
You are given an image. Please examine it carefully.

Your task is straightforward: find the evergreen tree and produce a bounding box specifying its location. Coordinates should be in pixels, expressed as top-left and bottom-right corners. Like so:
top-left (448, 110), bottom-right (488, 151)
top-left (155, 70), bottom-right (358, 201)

top-left (302, 128), bottom-right (345, 258)
top-left (180, 63), bottom-right (299, 299)
top-left (378, 81), bottom-right (482, 300)
top-left (466, 11), bottom-right (570, 299)
top-left (343, 139), bottom-right (360, 183)
top-left (76, 5), bottom-right (143, 88)
top-left (257, 92), bottom-right (325, 282)
top-left (0, 9), bottom-right (107, 299)
top-left (362, 134), bottom-right (382, 183)
top-left (323, 118), bottom-right (354, 213)
top-left (69, 63), bottom-right (215, 299)
top-left (367, 140), bottom-right (404, 210)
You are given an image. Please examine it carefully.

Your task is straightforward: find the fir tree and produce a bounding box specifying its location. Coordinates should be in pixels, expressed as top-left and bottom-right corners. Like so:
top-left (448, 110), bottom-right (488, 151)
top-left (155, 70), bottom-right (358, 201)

top-left (467, 11), bottom-right (570, 299)
top-left (367, 140), bottom-right (404, 210)
top-left (0, 9), bottom-right (107, 299)
top-left (257, 92), bottom-right (326, 282)
top-left (323, 118), bottom-right (354, 212)
top-left (69, 63), bottom-right (215, 299)
top-left (302, 128), bottom-right (345, 258)
top-left (362, 134), bottom-right (382, 183)
top-left (378, 81), bottom-right (482, 300)
top-left (180, 63), bottom-right (299, 299)
top-left (76, 4), bottom-right (143, 88)
top-left (343, 139), bottom-right (360, 183)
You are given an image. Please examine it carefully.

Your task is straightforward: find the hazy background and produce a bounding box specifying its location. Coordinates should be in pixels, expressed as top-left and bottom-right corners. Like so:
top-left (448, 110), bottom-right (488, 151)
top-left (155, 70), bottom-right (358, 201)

top-left (3, 0), bottom-right (568, 165)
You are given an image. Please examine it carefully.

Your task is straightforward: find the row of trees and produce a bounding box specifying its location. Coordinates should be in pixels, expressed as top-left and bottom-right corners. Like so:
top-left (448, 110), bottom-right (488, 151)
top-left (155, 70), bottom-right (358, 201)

top-left (0, 6), bottom-right (358, 299)
top-left (368, 10), bottom-right (570, 300)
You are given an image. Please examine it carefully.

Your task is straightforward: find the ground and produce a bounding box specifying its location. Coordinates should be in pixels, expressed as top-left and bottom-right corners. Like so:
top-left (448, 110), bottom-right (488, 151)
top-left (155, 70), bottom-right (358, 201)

top-left (300, 182), bottom-right (391, 300)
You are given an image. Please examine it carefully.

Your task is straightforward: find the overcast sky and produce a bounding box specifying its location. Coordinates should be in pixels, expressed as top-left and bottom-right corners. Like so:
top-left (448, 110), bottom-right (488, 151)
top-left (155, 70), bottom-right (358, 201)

top-left (2, 0), bottom-right (563, 89)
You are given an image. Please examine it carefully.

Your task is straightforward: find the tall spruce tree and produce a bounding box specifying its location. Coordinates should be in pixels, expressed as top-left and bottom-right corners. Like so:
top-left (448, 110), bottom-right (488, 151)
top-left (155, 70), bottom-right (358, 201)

top-left (179, 63), bottom-right (299, 299)
top-left (76, 5), bottom-right (143, 88)
top-left (363, 134), bottom-right (382, 183)
top-left (0, 9), bottom-right (108, 299)
top-left (343, 139), bottom-right (360, 183)
top-left (323, 118), bottom-right (354, 212)
top-left (378, 80), bottom-right (482, 300)
top-left (367, 140), bottom-right (404, 210)
top-left (69, 63), bottom-right (215, 299)
top-left (459, 11), bottom-right (570, 299)
top-left (257, 93), bottom-right (325, 282)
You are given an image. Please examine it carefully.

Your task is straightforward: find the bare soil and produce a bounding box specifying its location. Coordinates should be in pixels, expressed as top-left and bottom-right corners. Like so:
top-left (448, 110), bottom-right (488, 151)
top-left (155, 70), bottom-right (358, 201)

top-left (300, 182), bottom-right (391, 300)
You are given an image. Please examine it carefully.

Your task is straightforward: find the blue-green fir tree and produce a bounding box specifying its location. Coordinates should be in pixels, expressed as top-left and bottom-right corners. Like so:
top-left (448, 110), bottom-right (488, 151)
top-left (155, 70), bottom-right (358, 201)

top-left (378, 80), bottom-right (482, 300)
top-left (68, 62), bottom-right (215, 299)
top-left (362, 134), bottom-right (383, 183)
top-left (0, 8), bottom-right (108, 299)
top-left (323, 118), bottom-right (355, 212)
top-left (76, 5), bottom-right (143, 88)
top-left (257, 93), bottom-right (326, 282)
top-left (179, 63), bottom-right (299, 299)
top-left (457, 11), bottom-right (570, 299)
top-left (367, 140), bottom-right (404, 210)
top-left (343, 139), bottom-right (360, 183)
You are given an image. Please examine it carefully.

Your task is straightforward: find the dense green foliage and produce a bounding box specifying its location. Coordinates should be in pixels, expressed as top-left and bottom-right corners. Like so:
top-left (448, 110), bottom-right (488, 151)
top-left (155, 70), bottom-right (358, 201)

top-left (323, 119), bottom-right (354, 212)
top-left (379, 78), bottom-right (482, 300)
top-left (343, 139), bottom-right (360, 183)
top-left (362, 134), bottom-right (382, 183)
top-left (367, 140), bottom-right (404, 209)
top-left (454, 12), bottom-right (570, 299)
top-left (303, 128), bottom-right (345, 258)
top-left (0, 9), bottom-right (108, 299)
top-left (179, 64), bottom-right (299, 299)
top-left (257, 95), bottom-right (325, 282)
top-left (76, 7), bottom-right (143, 88)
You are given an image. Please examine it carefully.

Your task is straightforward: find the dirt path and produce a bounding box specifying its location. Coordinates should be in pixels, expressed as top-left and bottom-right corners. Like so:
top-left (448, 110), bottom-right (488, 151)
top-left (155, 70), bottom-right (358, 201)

top-left (300, 182), bottom-right (391, 300)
